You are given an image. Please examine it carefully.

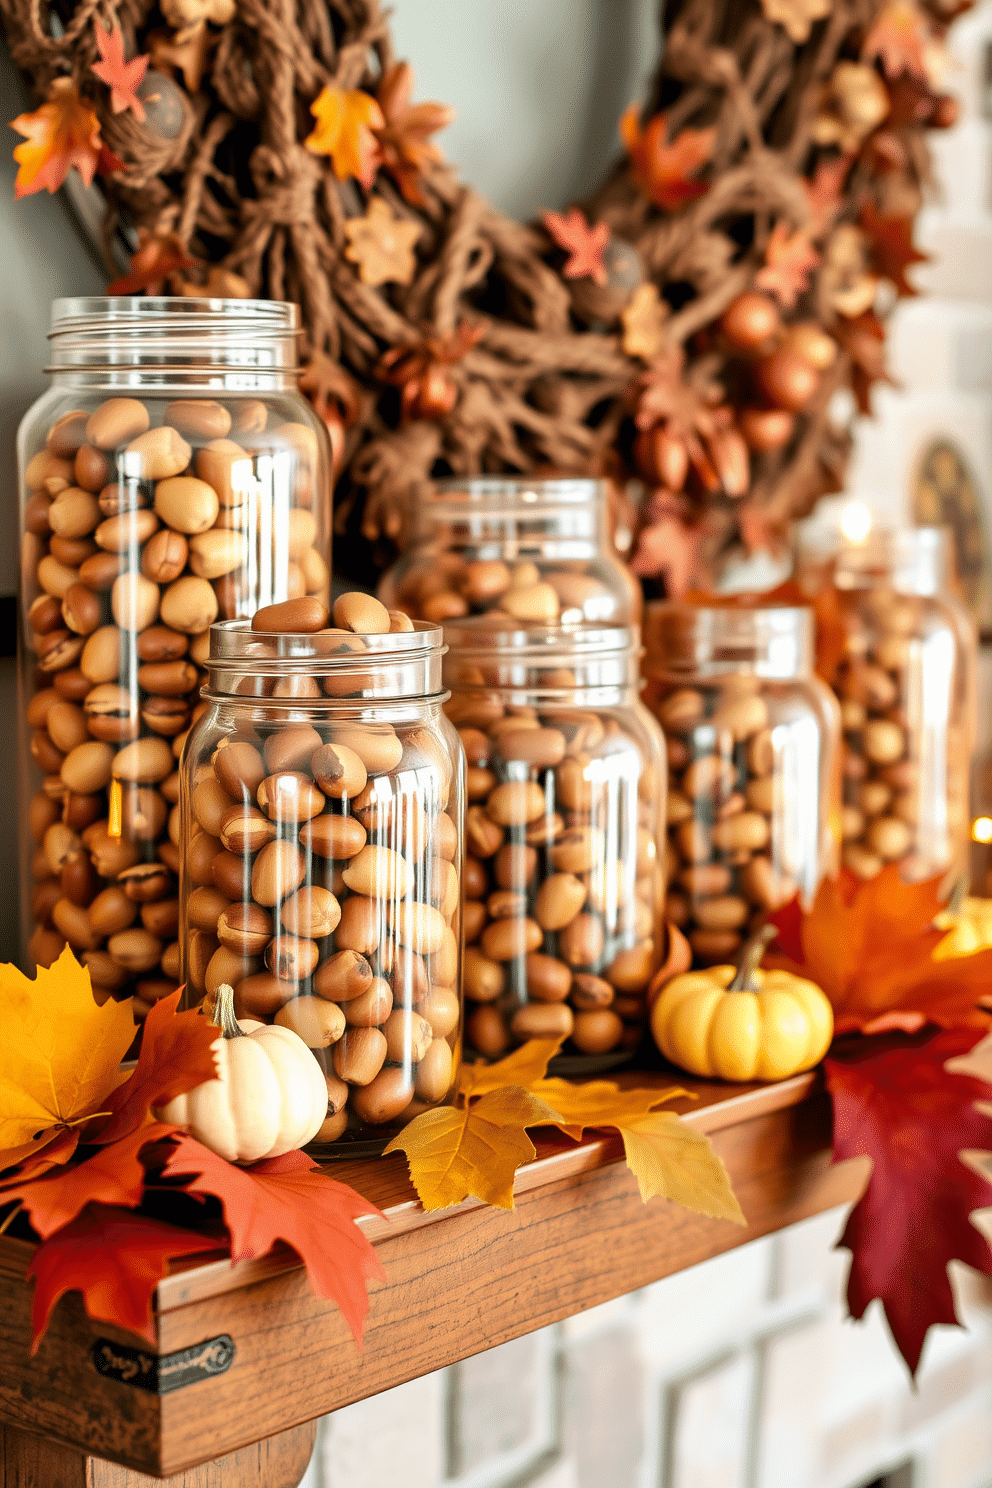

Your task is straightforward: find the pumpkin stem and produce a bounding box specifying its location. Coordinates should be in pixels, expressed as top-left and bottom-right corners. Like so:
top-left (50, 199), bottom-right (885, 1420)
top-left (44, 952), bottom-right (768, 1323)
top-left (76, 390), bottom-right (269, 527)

top-left (729, 924), bottom-right (778, 992)
top-left (211, 983), bottom-right (245, 1040)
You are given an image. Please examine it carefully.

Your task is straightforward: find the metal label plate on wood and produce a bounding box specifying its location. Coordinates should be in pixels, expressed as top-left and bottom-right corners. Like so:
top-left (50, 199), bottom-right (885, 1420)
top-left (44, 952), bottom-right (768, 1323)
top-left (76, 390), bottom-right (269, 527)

top-left (91, 1334), bottom-right (236, 1393)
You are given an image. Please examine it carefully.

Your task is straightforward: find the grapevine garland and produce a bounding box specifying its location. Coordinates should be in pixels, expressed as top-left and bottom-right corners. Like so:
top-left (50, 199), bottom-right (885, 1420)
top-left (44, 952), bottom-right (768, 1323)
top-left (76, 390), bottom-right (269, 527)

top-left (0, 0), bottom-right (968, 588)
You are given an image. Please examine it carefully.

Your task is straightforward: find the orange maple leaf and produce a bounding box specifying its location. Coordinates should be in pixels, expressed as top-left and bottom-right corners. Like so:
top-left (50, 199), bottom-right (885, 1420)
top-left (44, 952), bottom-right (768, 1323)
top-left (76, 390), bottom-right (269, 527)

top-left (620, 106), bottom-right (716, 212)
top-left (767, 866), bottom-right (992, 1035)
top-left (755, 222), bottom-right (821, 308)
top-left (108, 229), bottom-right (200, 295)
top-left (541, 208), bottom-right (610, 284)
top-left (863, 0), bottom-right (931, 80)
top-left (10, 80), bottom-right (105, 198)
top-left (803, 157), bottom-right (851, 237)
top-left (304, 85), bottom-right (384, 190)
top-left (374, 62), bottom-right (454, 206)
top-left (91, 23), bottom-right (149, 120)
top-left (860, 202), bottom-right (929, 295)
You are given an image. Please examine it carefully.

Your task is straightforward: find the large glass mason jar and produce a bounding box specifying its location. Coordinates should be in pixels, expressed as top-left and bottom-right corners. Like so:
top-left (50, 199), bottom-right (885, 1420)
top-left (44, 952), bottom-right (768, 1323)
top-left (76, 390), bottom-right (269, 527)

top-left (378, 476), bottom-right (641, 627)
top-left (642, 604), bottom-right (841, 965)
top-left (444, 619), bottom-right (666, 1070)
top-left (17, 297), bottom-right (331, 1009)
top-left (180, 619), bottom-right (464, 1156)
top-left (805, 527), bottom-right (974, 885)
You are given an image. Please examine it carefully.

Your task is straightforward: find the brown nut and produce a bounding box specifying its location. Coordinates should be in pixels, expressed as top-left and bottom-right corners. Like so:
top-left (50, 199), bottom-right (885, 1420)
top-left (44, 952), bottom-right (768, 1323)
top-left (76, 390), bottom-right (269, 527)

top-left (234, 971), bottom-right (298, 1018)
top-left (107, 927), bottom-right (163, 974)
top-left (299, 814), bottom-right (367, 860)
top-left (571, 1009), bottom-right (624, 1054)
top-left (165, 399), bottom-right (232, 440)
top-left (313, 949), bottom-right (374, 1003)
top-left (868, 815), bottom-right (912, 860)
top-left (862, 720), bottom-right (904, 765)
top-left (351, 1066), bottom-right (415, 1125)
top-left (709, 812), bottom-right (770, 853)
top-left (275, 995), bottom-right (346, 1047)
top-left (605, 943), bottom-right (654, 991)
top-left (251, 840), bottom-right (305, 906)
top-left (265, 934), bottom-right (320, 982)
top-left (140, 528), bottom-right (188, 584)
top-left (511, 1002), bottom-right (574, 1039)
top-left (463, 946), bottom-right (506, 1003)
top-left (333, 1025), bottom-right (388, 1085)
top-left (121, 425), bottom-right (192, 480)
top-left (548, 826), bottom-right (606, 875)
top-left (534, 872), bottom-right (586, 931)
top-left (281, 886), bottom-right (341, 939)
top-left (257, 771), bottom-right (326, 823)
top-left (466, 806), bottom-right (503, 858)
top-left (85, 399), bottom-right (149, 450)
top-left (486, 781), bottom-right (546, 827)
top-left (333, 592), bottom-right (390, 634)
top-left (571, 973), bottom-right (615, 1009)
top-left (216, 805), bottom-right (277, 855)
top-left (494, 843), bottom-right (537, 890)
top-left (468, 1005), bottom-right (510, 1058)
top-left (654, 689), bottom-right (705, 732)
top-left (332, 724), bottom-right (403, 775)
top-left (335, 895), bottom-right (382, 955)
top-left (263, 724), bottom-right (323, 774)
top-left (187, 884), bottom-right (232, 932)
top-left (558, 912), bottom-right (605, 969)
top-left (251, 596), bottom-right (330, 633)
top-left (418, 984), bottom-right (460, 1039)
top-left (111, 572), bottom-right (160, 633)
top-left (212, 741), bottom-right (265, 801)
top-left (60, 584), bottom-right (102, 637)
top-left (343, 977), bottom-right (394, 1027)
top-left (60, 740), bottom-right (115, 795)
top-left (414, 1039), bottom-right (454, 1102)
top-left (711, 692), bottom-right (768, 741)
top-left (480, 916), bottom-right (543, 962)
top-left (217, 903), bottom-right (273, 955)
top-left (188, 530), bottom-right (248, 579)
top-left (524, 951), bottom-right (573, 1003)
top-left (740, 856), bottom-right (795, 910)
top-left (342, 844), bottom-right (413, 899)
top-left (159, 576), bottom-right (219, 635)
top-left (112, 736), bottom-right (174, 783)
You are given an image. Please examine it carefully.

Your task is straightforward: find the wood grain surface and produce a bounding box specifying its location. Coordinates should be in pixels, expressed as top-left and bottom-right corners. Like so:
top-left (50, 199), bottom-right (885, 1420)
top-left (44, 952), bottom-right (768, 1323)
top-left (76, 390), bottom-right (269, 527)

top-left (0, 1072), bottom-right (866, 1479)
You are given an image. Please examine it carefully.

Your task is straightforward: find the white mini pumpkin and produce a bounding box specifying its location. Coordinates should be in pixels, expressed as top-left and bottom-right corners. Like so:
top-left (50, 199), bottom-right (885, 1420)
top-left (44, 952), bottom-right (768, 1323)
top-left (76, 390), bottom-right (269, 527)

top-left (157, 984), bottom-right (329, 1163)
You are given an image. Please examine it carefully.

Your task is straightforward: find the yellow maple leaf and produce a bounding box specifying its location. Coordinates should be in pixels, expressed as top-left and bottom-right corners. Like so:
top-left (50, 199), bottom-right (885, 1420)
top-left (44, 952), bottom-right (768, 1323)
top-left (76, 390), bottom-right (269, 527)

top-left (383, 1086), bottom-right (564, 1211)
top-left (460, 1038), bottom-right (564, 1099)
top-left (11, 79), bottom-right (105, 199)
top-left (0, 947), bottom-right (135, 1171)
top-left (531, 1077), bottom-right (745, 1224)
top-left (304, 85), bottom-right (385, 189)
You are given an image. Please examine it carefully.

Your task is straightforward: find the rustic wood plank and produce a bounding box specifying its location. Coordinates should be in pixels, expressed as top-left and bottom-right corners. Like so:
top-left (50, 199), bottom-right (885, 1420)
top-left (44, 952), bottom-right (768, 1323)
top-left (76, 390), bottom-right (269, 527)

top-left (0, 1073), bottom-right (863, 1478)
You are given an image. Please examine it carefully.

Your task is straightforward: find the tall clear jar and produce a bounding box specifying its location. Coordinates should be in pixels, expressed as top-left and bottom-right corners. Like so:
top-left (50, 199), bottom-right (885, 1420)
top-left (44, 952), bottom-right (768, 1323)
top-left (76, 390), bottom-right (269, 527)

top-left (807, 528), bottom-right (974, 885)
top-left (444, 619), bottom-right (666, 1070)
top-left (643, 604), bottom-right (841, 965)
top-left (17, 297), bottom-right (331, 1011)
top-left (378, 477), bottom-right (641, 627)
top-left (180, 620), bottom-right (464, 1156)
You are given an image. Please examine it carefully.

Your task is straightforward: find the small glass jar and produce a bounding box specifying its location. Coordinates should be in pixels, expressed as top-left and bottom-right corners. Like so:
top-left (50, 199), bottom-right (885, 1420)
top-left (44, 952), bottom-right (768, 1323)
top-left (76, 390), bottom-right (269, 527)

top-left (378, 477), bottom-right (641, 627)
top-left (808, 528), bottom-right (974, 885)
top-left (17, 297), bottom-right (332, 1005)
top-left (444, 619), bottom-right (666, 1070)
top-left (643, 604), bottom-right (841, 965)
top-left (180, 620), bottom-right (464, 1156)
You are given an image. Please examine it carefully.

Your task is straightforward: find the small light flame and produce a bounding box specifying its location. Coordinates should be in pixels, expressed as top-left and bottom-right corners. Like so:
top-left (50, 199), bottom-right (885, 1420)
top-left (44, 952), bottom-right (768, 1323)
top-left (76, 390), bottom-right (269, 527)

top-left (840, 500), bottom-right (872, 544)
top-left (972, 816), bottom-right (992, 844)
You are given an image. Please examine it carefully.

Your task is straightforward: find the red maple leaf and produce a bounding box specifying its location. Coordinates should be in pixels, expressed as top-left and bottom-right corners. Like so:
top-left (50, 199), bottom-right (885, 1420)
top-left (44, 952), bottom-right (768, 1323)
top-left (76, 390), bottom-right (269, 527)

top-left (620, 106), bottom-right (716, 212)
top-left (755, 223), bottom-right (821, 308)
top-left (863, 0), bottom-right (931, 81)
top-left (802, 157), bottom-right (851, 237)
top-left (95, 990), bottom-right (219, 1146)
top-left (91, 23), bottom-right (149, 120)
top-left (541, 208), bottom-right (610, 285)
top-left (1, 1122), bottom-right (175, 1239)
top-left (629, 491), bottom-right (700, 595)
top-left (161, 1139), bottom-right (385, 1343)
top-left (860, 203), bottom-right (929, 295)
top-left (374, 62), bottom-right (454, 207)
top-left (27, 1204), bottom-right (215, 1351)
top-left (767, 866), bottom-right (992, 1034)
top-left (0, 1126), bottom-right (81, 1186)
top-left (108, 230), bottom-right (200, 296)
top-left (827, 1027), bottom-right (992, 1375)
top-left (834, 309), bottom-right (892, 414)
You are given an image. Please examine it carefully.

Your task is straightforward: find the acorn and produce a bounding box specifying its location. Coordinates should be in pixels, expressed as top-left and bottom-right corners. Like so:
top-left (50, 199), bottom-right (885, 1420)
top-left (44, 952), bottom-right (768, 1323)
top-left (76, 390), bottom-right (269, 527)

top-left (136, 70), bottom-right (188, 141)
top-left (633, 426), bottom-right (689, 491)
top-left (755, 348), bottom-right (819, 412)
top-left (783, 323), bottom-right (837, 371)
top-left (569, 238), bottom-right (644, 327)
top-left (719, 292), bottom-right (781, 354)
top-left (739, 407), bottom-right (796, 453)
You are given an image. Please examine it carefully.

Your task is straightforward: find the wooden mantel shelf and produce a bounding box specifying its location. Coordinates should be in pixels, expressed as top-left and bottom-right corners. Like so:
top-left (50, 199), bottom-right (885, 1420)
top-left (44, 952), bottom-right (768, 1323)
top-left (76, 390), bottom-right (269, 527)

top-left (0, 1071), bottom-right (868, 1484)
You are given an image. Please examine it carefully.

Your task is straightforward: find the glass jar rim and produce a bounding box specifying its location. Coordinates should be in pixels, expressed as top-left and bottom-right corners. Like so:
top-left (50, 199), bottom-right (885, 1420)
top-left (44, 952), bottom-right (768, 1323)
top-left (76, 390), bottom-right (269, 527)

top-left (443, 618), bottom-right (639, 665)
top-left (644, 601), bottom-right (812, 678)
top-left (831, 525), bottom-right (952, 594)
top-left (420, 476), bottom-right (605, 526)
top-left (50, 296), bottom-right (300, 337)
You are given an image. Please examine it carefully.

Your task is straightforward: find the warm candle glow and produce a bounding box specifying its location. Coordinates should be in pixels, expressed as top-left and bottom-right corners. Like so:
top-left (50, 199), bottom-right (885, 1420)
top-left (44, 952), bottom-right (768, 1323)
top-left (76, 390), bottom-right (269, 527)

top-left (972, 817), bottom-right (992, 844)
top-left (839, 500), bottom-right (872, 544)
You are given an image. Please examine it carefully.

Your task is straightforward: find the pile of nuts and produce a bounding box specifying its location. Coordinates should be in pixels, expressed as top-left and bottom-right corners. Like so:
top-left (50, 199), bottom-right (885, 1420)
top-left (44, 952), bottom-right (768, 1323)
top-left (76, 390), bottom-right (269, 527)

top-left (447, 689), bottom-right (663, 1061)
top-left (647, 677), bottom-right (804, 964)
top-left (185, 593), bottom-right (462, 1144)
top-left (22, 394), bottom-right (328, 1013)
top-left (383, 556), bottom-right (633, 627)
top-left (831, 588), bottom-right (968, 880)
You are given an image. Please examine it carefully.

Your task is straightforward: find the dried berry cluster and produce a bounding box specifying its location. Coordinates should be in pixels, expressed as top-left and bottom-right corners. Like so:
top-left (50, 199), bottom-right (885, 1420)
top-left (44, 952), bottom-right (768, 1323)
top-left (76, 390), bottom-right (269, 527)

top-left (0, 0), bottom-right (969, 587)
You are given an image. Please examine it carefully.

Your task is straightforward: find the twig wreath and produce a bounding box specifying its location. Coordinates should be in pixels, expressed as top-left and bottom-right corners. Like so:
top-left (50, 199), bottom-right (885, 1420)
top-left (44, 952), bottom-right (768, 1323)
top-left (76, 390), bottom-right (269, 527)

top-left (0, 0), bottom-right (968, 589)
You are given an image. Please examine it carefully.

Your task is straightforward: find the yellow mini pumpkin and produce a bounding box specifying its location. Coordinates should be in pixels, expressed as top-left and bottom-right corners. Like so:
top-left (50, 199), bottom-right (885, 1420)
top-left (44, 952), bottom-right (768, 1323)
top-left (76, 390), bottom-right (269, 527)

top-left (650, 927), bottom-right (834, 1082)
top-left (157, 984), bottom-right (328, 1163)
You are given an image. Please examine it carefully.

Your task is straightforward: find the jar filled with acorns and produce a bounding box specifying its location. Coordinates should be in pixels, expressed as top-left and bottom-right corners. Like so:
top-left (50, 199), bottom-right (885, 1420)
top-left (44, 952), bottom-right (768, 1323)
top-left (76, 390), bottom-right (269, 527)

top-left (17, 297), bottom-right (332, 1011)
top-left (643, 602), bottom-right (841, 965)
top-left (179, 593), bottom-right (465, 1156)
top-left (804, 527), bottom-right (975, 886)
top-left (378, 476), bottom-right (641, 628)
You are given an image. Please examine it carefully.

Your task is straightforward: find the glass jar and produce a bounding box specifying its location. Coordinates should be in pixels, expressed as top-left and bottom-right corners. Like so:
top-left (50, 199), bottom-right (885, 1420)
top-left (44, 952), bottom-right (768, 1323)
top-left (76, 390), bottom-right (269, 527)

top-left (444, 619), bottom-right (666, 1070)
top-left (643, 604), bottom-right (841, 965)
top-left (18, 297), bottom-right (332, 1007)
top-left (807, 528), bottom-right (974, 885)
top-left (378, 477), bottom-right (641, 627)
top-left (180, 620), bottom-right (464, 1156)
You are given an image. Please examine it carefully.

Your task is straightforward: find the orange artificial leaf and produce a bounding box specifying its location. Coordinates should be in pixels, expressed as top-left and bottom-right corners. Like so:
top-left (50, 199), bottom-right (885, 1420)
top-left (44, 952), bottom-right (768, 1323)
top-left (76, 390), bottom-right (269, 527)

top-left (1, 1122), bottom-right (175, 1239)
top-left (27, 1204), bottom-right (214, 1351)
top-left (767, 866), bottom-right (992, 1034)
top-left (304, 85), bottom-right (384, 190)
top-left (96, 990), bottom-right (220, 1146)
top-left (755, 222), bottom-right (821, 308)
top-left (827, 1027), bottom-right (992, 1375)
top-left (161, 1139), bottom-right (385, 1342)
top-left (803, 157), bottom-right (852, 238)
top-left (0, 948), bottom-right (135, 1173)
top-left (860, 203), bottom-right (929, 296)
top-left (530, 1078), bottom-right (745, 1222)
top-left (11, 79), bottom-right (105, 198)
top-left (863, 0), bottom-right (931, 80)
top-left (343, 198), bottom-right (421, 287)
top-left (377, 319), bottom-right (483, 420)
top-left (0, 1126), bottom-right (80, 1188)
top-left (621, 282), bottom-right (669, 361)
top-left (834, 309), bottom-right (892, 414)
top-left (374, 61), bottom-right (454, 206)
top-left (620, 106), bottom-right (716, 212)
top-left (108, 229), bottom-right (200, 295)
top-left (91, 23), bottom-right (149, 120)
top-left (542, 208), bottom-right (610, 285)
